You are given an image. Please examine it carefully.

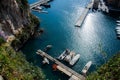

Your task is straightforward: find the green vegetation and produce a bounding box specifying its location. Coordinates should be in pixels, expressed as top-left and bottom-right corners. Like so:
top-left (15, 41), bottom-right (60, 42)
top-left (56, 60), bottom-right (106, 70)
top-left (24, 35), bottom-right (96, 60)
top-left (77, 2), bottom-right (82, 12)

top-left (30, 14), bottom-right (40, 26)
top-left (0, 37), bottom-right (5, 45)
top-left (0, 43), bottom-right (45, 80)
top-left (87, 52), bottom-right (120, 80)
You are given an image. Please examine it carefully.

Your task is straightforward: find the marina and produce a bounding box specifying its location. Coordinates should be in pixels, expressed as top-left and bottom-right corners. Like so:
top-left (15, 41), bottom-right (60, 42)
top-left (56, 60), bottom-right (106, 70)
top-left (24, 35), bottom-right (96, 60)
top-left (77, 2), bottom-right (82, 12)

top-left (36, 49), bottom-right (85, 80)
top-left (22, 0), bottom-right (120, 79)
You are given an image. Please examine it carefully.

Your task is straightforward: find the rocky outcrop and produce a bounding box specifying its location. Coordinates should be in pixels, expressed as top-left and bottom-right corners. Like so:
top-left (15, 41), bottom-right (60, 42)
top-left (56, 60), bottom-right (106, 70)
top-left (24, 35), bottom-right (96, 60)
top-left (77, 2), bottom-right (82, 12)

top-left (0, 0), bottom-right (39, 42)
top-left (0, 0), bottom-right (40, 50)
top-left (105, 0), bottom-right (120, 8)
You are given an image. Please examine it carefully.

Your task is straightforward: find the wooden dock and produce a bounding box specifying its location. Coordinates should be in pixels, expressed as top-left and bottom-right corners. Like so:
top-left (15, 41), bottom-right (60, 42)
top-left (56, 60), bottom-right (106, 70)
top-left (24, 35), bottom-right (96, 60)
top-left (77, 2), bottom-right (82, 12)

top-left (30, 0), bottom-right (50, 9)
top-left (36, 50), bottom-right (85, 80)
top-left (75, 0), bottom-right (94, 27)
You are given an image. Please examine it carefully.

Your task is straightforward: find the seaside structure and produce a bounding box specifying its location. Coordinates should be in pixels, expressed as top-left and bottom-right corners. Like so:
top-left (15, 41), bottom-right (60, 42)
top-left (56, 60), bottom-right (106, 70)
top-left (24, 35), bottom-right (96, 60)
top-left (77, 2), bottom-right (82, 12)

top-left (75, 0), bottom-right (94, 27)
top-left (36, 49), bottom-right (85, 80)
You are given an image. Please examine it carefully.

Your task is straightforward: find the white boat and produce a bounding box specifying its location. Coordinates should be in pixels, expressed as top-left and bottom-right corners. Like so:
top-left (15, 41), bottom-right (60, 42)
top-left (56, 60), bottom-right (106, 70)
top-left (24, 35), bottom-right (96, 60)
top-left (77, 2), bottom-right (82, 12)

top-left (117, 24), bottom-right (120, 26)
top-left (116, 29), bottom-right (120, 32)
top-left (58, 49), bottom-right (70, 60)
top-left (115, 27), bottom-right (120, 30)
top-left (45, 45), bottom-right (52, 50)
top-left (116, 20), bottom-right (120, 23)
top-left (82, 61), bottom-right (92, 74)
top-left (64, 51), bottom-right (75, 62)
top-left (117, 31), bottom-right (120, 35)
top-left (117, 36), bottom-right (120, 38)
top-left (42, 57), bottom-right (49, 64)
top-left (69, 54), bottom-right (80, 66)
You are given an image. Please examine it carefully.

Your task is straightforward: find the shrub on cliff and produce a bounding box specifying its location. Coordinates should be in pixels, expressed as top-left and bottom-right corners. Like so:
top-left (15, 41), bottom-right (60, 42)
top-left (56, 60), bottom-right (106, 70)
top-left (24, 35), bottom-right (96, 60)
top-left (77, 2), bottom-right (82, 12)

top-left (0, 44), bottom-right (45, 80)
top-left (0, 37), bottom-right (5, 45)
top-left (87, 52), bottom-right (120, 80)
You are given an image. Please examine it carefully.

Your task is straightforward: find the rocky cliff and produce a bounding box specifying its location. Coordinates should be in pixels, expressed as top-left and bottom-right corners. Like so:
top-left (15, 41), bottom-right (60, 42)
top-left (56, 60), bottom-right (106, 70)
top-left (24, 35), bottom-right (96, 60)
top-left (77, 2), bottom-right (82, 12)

top-left (0, 0), bottom-right (39, 50)
top-left (105, 0), bottom-right (120, 8)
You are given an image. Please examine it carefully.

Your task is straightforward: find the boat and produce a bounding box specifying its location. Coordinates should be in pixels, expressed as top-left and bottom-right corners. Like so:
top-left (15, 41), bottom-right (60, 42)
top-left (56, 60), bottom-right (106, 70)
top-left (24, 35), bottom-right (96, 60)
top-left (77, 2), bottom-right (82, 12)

top-left (115, 26), bottom-right (120, 29)
top-left (116, 20), bottom-right (120, 23)
top-left (117, 35), bottom-right (120, 39)
top-left (116, 29), bottom-right (120, 32)
top-left (117, 24), bottom-right (120, 26)
top-left (69, 54), bottom-right (80, 66)
top-left (58, 49), bottom-right (70, 60)
top-left (44, 45), bottom-right (52, 51)
top-left (42, 57), bottom-right (49, 64)
top-left (64, 51), bottom-right (75, 62)
top-left (116, 31), bottom-right (120, 35)
top-left (82, 61), bottom-right (92, 74)
top-left (32, 6), bottom-right (43, 10)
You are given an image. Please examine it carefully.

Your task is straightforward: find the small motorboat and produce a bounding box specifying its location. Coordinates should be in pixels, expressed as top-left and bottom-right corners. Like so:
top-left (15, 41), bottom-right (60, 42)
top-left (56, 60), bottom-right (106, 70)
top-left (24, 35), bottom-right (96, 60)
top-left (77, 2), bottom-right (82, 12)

top-left (116, 31), bottom-right (120, 35)
top-left (82, 61), bottom-right (92, 74)
top-left (117, 24), bottom-right (120, 26)
top-left (64, 51), bottom-right (75, 62)
top-left (69, 54), bottom-right (80, 66)
top-left (117, 35), bottom-right (120, 39)
top-left (116, 20), bottom-right (120, 23)
top-left (32, 6), bottom-right (43, 10)
top-left (116, 29), bottom-right (120, 32)
top-left (42, 57), bottom-right (49, 64)
top-left (44, 45), bottom-right (52, 51)
top-left (115, 27), bottom-right (120, 30)
top-left (58, 49), bottom-right (70, 60)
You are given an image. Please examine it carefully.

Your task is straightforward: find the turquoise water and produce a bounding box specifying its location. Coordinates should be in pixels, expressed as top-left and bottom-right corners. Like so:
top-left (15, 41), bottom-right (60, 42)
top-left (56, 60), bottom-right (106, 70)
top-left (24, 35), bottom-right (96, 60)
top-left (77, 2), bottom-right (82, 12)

top-left (22, 0), bottom-right (120, 80)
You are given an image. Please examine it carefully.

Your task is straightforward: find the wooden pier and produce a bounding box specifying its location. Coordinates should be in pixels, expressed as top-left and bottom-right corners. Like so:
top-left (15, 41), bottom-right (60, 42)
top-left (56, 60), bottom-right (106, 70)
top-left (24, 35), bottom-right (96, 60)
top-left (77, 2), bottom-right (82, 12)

top-left (30, 0), bottom-right (50, 9)
top-left (75, 0), bottom-right (94, 27)
top-left (36, 50), bottom-right (85, 80)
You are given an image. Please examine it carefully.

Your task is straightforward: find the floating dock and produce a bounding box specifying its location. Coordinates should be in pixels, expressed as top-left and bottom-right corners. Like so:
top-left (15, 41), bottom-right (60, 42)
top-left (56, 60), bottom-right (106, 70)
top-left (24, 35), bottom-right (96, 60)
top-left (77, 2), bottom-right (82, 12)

top-left (75, 0), bottom-right (94, 27)
top-left (36, 50), bottom-right (85, 80)
top-left (30, 0), bottom-right (50, 9)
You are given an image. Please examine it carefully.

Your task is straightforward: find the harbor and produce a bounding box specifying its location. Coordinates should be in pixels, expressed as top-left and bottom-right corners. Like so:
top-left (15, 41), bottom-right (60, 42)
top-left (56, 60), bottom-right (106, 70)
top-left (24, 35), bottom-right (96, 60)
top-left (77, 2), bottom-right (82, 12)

top-left (22, 0), bottom-right (120, 79)
top-left (36, 50), bottom-right (85, 80)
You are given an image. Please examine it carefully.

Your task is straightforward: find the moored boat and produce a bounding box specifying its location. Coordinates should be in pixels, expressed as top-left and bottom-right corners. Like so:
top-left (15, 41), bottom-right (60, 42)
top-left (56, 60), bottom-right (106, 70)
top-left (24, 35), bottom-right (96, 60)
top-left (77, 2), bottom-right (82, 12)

top-left (115, 27), bottom-right (120, 30)
top-left (64, 51), bottom-right (75, 62)
top-left (117, 24), bottom-right (120, 26)
top-left (58, 49), bottom-right (70, 60)
top-left (42, 57), bottom-right (49, 64)
top-left (116, 29), bottom-right (120, 32)
top-left (82, 61), bottom-right (92, 74)
top-left (44, 45), bottom-right (52, 51)
top-left (69, 54), bottom-right (80, 66)
top-left (116, 31), bottom-right (120, 35)
top-left (116, 20), bottom-right (120, 23)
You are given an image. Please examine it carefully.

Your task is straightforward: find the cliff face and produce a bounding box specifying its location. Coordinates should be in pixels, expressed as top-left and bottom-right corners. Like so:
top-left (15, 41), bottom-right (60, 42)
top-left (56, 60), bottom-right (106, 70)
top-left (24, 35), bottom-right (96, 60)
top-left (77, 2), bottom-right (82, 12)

top-left (0, 0), bottom-right (29, 36)
top-left (0, 0), bottom-right (39, 42)
top-left (105, 0), bottom-right (120, 8)
top-left (0, 0), bottom-right (39, 50)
